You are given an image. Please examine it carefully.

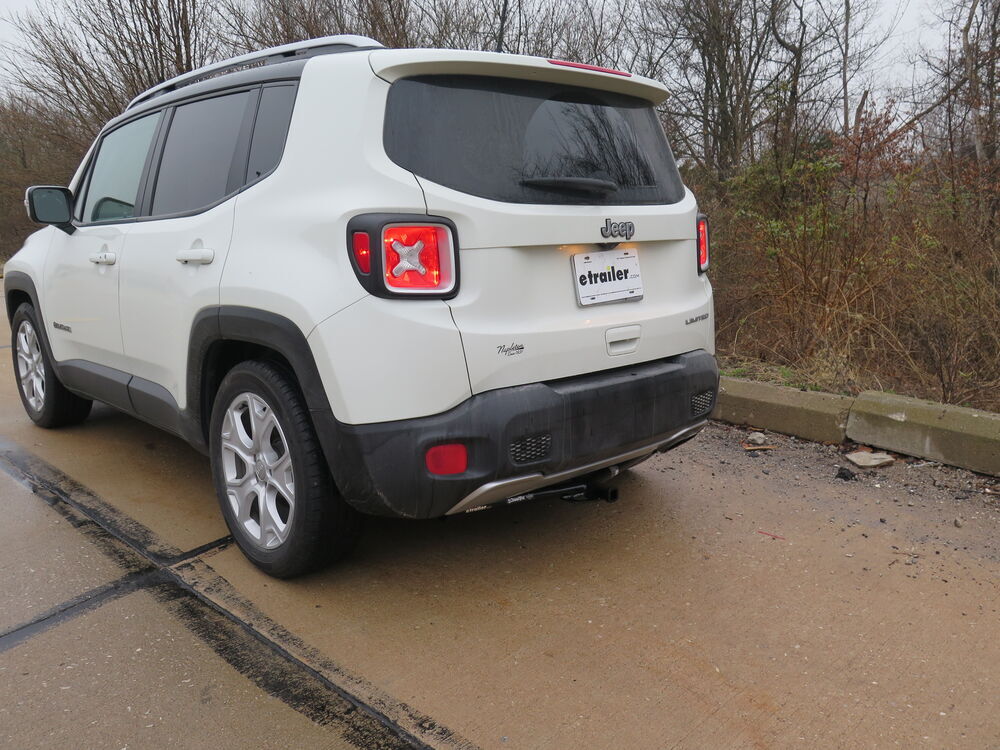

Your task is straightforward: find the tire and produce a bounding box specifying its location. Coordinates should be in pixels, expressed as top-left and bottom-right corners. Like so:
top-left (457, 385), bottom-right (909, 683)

top-left (10, 302), bottom-right (92, 428)
top-left (208, 359), bottom-right (361, 578)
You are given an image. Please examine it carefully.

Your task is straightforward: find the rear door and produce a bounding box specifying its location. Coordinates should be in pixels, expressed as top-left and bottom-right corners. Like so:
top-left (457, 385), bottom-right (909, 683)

top-left (118, 85), bottom-right (294, 413)
top-left (382, 71), bottom-right (713, 394)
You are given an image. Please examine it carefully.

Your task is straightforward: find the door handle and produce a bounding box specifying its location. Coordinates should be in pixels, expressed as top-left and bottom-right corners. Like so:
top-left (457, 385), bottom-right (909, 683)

top-left (606, 324), bottom-right (641, 356)
top-left (88, 251), bottom-right (117, 265)
top-left (176, 248), bottom-right (215, 265)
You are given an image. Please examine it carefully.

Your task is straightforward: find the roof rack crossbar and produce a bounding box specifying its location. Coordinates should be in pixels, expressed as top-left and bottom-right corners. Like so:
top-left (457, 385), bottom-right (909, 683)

top-left (126, 34), bottom-right (382, 110)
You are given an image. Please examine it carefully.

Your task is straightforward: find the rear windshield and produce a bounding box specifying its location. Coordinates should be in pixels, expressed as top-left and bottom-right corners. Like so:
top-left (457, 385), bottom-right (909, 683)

top-left (384, 75), bottom-right (684, 206)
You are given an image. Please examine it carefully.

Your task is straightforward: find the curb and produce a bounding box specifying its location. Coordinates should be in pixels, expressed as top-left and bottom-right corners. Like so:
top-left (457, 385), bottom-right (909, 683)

top-left (712, 377), bottom-right (1000, 477)
top-left (712, 378), bottom-right (852, 444)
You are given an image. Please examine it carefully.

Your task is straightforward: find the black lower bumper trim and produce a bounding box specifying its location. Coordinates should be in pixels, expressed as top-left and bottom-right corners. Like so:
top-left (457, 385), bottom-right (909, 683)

top-left (445, 420), bottom-right (706, 514)
top-left (313, 349), bottom-right (719, 519)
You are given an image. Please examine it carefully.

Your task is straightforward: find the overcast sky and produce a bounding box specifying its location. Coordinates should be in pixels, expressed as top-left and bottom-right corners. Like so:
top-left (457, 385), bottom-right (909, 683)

top-left (0, 0), bottom-right (949, 87)
top-left (0, 0), bottom-right (32, 51)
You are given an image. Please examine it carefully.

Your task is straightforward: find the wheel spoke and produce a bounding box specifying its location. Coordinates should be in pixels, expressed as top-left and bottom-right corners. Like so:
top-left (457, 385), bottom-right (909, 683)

top-left (225, 460), bottom-right (255, 491)
top-left (221, 436), bottom-right (254, 472)
top-left (259, 490), bottom-right (277, 545)
top-left (247, 395), bottom-right (272, 452)
top-left (231, 479), bottom-right (258, 525)
top-left (267, 449), bottom-right (291, 475)
top-left (222, 399), bottom-right (254, 453)
top-left (16, 348), bottom-right (31, 372)
top-left (17, 329), bottom-right (30, 357)
top-left (268, 455), bottom-right (294, 502)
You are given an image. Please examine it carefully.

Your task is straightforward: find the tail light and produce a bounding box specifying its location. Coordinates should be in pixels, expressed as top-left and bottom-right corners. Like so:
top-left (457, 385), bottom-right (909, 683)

top-left (351, 232), bottom-right (371, 274)
top-left (696, 214), bottom-right (710, 274)
top-left (383, 224), bottom-right (456, 293)
top-left (346, 213), bottom-right (460, 299)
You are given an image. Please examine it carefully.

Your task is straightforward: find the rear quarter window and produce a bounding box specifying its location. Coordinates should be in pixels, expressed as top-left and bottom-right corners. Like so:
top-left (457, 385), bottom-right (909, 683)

top-left (384, 75), bottom-right (684, 206)
top-left (246, 84), bottom-right (297, 182)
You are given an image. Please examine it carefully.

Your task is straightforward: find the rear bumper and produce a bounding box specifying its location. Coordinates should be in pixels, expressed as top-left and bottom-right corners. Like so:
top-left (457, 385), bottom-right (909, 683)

top-left (315, 349), bottom-right (719, 518)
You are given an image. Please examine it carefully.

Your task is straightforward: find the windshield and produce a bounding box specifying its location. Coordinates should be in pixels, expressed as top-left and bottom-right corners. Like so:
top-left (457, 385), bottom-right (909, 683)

top-left (384, 75), bottom-right (684, 206)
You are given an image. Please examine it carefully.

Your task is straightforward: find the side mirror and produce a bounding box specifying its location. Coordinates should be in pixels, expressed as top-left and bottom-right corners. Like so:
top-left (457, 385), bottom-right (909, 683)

top-left (25, 186), bottom-right (75, 234)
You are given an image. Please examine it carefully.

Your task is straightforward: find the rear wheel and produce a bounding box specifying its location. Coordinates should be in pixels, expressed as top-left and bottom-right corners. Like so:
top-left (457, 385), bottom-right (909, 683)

top-left (209, 360), bottom-right (360, 578)
top-left (10, 303), bottom-right (92, 428)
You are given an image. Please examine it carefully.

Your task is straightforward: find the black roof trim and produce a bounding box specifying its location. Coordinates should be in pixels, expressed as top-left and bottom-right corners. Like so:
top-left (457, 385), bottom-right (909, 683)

top-left (118, 60), bottom-right (308, 123)
top-left (126, 35), bottom-right (382, 110)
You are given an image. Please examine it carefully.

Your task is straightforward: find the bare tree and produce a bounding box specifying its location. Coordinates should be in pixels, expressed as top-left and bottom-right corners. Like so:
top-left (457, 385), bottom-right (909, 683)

top-left (0, 94), bottom-right (81, 258)
top-left (811, 0), bottom-right (896, 138)
top-left (648, 0), bottom-right (787, 178)
top-left (2, 0), bottom-right (221, 145)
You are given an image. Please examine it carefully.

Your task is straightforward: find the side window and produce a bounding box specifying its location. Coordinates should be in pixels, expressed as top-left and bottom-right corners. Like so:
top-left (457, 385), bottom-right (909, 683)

top-left (247, 85), bottom-right (296, 182)
top-left (151, 91), bottom-right (252, 216)
top-left (79, 113), bottom-right (160, 223)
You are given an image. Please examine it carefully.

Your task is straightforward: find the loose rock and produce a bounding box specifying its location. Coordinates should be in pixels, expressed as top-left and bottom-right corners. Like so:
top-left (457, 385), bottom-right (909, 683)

top-left (746, 431), bottom-right (768, 446)
top-left (835, 466), bottom-right (857, 482)
top-left (846, 450), bottom-right (895, 469)
top-left (954, 518), bottom-right (963, 528)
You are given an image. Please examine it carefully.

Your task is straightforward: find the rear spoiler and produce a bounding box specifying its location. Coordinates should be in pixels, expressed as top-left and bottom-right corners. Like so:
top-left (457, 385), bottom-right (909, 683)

top-left (367, 49), bottom-right (669, 104)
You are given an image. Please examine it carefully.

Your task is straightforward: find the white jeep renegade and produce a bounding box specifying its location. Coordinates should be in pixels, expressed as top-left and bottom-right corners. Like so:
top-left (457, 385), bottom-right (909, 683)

top-left (7, 35), bottom-right (718, 577)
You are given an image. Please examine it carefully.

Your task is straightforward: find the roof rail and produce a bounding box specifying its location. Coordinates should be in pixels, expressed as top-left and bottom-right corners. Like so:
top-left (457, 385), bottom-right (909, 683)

top-left (126, 34), bottom-right (383, 110)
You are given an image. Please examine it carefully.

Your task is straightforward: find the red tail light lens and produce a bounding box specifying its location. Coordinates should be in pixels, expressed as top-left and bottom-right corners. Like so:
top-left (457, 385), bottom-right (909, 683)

top-left (382, 224), bottom-right (456, 293)
top-left (425, 443), bottom-right (468, 475)
top-left (697, 214), bottom-right (710, 273)
top-left (352, 232), bottom-right (371, 274)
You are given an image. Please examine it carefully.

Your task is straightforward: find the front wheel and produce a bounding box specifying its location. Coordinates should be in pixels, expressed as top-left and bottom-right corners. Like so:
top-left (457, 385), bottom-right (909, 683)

top-left (10, 303), bottom-right (92, 428)
top-left (209, 360), bottom-right (360, 578)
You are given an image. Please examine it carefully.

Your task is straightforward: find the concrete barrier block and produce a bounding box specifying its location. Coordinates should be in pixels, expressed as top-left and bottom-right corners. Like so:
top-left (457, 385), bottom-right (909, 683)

top-left (712, 377), bottom-right (852, 444)
top-left (847, 392), bottom-right (1000, 477)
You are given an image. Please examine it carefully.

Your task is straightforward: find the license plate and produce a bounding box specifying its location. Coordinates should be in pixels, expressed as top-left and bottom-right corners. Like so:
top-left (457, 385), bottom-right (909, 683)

top-left (572, 248), bottom-right (643, 306)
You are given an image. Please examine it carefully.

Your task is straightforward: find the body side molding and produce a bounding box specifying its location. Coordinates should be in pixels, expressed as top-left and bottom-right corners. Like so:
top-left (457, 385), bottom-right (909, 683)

top-left (58, 360), bottom-right (132, 412)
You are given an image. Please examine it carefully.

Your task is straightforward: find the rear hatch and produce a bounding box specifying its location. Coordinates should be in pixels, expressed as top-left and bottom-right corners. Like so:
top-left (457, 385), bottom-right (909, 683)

top-left (373, 51), bottom-right (714, 394)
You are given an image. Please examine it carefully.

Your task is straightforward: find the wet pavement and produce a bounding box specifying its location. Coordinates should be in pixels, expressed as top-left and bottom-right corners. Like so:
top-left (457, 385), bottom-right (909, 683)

top-left (1, 346), bottom-right (999, 749)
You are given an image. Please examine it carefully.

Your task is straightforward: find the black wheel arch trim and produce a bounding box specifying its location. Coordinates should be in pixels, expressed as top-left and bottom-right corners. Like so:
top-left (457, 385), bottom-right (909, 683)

top-left (5, 271), bottom-right (42, 324)
top-left (187, 305), bottom-right (336, 439)
top-left (4, 271), bottom-right (59, 368)
top-left (187, 305), bottom-right (354, 492)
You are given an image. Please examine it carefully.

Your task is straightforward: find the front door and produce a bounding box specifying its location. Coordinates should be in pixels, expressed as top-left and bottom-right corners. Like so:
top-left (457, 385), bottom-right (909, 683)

top-left (43, 111), bottom-right (162, 373)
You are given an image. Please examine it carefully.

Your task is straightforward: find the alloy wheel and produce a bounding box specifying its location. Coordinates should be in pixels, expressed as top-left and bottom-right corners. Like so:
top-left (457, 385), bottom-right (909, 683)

top-left (16, 320), bottom-right (45, 412)
top-left (219, 392), bottom-right (295, 550)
